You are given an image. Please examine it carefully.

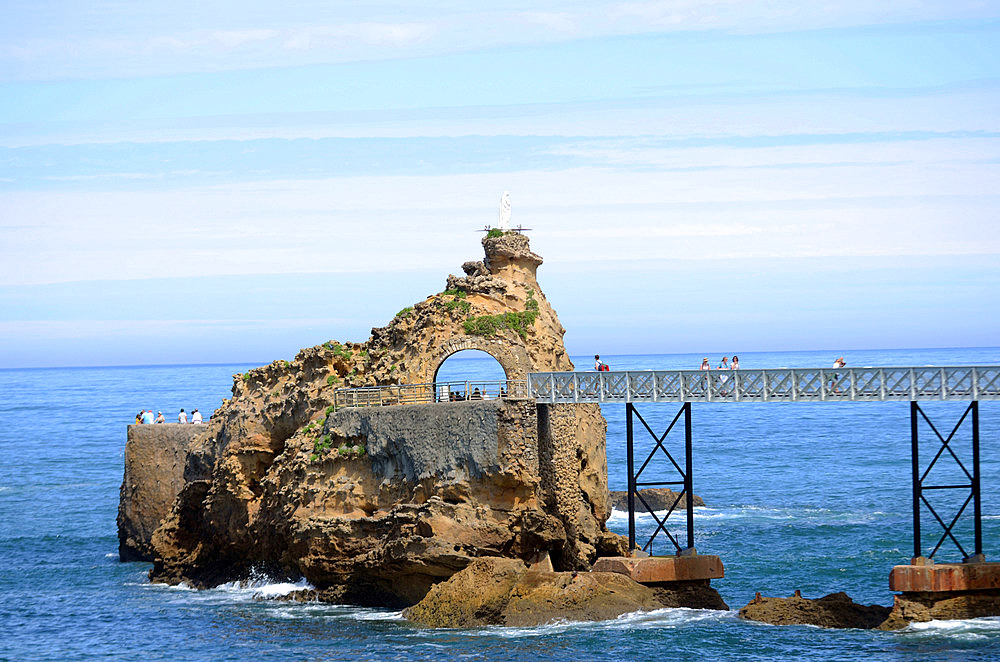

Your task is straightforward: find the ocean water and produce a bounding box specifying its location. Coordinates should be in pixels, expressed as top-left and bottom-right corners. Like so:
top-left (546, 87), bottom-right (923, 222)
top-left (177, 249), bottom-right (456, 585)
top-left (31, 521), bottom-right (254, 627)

top-left (2, 348), bottom-right (1000, 661)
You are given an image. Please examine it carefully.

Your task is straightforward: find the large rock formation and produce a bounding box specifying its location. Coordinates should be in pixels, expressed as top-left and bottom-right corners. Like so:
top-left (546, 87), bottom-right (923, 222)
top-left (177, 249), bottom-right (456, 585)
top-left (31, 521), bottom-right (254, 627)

top-left (140, 233), bottom-right (624, 606)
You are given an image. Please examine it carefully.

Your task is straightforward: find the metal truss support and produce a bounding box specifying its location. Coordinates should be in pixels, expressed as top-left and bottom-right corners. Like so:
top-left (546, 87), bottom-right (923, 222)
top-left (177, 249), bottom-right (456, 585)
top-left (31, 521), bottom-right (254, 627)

top-left (910, 401), bottom-right (983, 562)
top-left (626, 402), bottom-right (695, 555)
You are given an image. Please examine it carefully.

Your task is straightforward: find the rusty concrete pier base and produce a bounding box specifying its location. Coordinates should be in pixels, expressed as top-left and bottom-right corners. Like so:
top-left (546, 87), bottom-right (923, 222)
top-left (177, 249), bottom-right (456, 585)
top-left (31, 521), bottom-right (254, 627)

top-left (883, 560), bottom-right (1000, 626)
top-left (593, 554), bottom-right (724, 583)
top-left (592, 553), bottom-right (728, 610)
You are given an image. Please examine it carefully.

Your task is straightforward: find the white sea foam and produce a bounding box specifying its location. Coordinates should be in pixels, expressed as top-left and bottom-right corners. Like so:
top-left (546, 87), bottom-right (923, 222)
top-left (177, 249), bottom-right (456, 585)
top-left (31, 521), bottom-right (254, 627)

top-left (138, 573), bottom-right (313, 603)
top-left (901, 616), bottom-right (1000, 641)
top-left (212, 576), bottom-right (313, 599)
top-left (353, 609), bottom-right (406, 621)
top-left (465, 607), bottom-right (735, 638)
top-left (608, 504), bottom-right (889, 526)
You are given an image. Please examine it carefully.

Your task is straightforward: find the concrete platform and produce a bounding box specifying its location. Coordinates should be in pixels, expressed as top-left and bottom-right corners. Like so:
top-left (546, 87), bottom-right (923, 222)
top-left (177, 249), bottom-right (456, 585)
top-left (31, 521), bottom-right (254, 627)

top-left (889, 561), bottom-right (1000, 593)
top-left (592, 555), bottom-right (724, 584)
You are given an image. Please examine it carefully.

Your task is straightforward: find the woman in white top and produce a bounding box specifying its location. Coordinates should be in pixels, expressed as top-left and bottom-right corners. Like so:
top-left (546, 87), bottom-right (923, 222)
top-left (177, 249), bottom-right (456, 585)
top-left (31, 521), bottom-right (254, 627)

top-left (192, 409), bottom-right (203, 424)
top-left (178, 408), bottom-right (187, 423)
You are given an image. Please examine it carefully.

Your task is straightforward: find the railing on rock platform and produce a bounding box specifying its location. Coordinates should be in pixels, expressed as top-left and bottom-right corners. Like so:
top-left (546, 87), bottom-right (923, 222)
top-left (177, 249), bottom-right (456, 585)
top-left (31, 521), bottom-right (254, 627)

top-left (332, 379), bottom-right (527, 410)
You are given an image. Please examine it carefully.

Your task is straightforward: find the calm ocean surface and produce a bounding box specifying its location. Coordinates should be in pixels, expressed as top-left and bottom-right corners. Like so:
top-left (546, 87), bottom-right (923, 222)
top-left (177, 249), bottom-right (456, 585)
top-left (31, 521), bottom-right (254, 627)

top-left (2, 348), bottom-right (1000, 661)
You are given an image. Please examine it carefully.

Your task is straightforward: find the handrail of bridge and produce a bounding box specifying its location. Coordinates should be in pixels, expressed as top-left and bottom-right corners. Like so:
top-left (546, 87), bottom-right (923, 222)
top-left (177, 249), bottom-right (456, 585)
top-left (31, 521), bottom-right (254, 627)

top-left (333, 379), bottom-right (528, 410)
top-left (526, 366), bottom-right (1000, 404)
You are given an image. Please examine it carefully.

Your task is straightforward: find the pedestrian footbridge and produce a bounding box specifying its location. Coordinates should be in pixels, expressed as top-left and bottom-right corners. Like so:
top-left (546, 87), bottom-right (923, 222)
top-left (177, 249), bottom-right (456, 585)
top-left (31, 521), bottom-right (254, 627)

top-left (333, 365), bottom-right (997, 564)
top-left (527, 366), bottom-right (1000, 404)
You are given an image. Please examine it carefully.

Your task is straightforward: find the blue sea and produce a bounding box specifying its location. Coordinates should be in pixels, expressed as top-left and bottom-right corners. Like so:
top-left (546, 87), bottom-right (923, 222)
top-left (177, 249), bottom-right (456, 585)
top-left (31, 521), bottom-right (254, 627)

top-left (3, 348), bottom-right (1000, 661)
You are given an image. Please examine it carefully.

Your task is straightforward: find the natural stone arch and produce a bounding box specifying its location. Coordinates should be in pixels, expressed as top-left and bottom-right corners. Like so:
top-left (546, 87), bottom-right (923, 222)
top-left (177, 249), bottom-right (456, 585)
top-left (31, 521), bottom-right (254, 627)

top-left (430, 336), bottom-right (531, 383)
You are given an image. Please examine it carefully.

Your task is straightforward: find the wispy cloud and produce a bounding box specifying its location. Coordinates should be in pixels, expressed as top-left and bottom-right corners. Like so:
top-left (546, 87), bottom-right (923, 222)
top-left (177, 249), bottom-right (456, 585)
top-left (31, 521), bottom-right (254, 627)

top-left (1, 1), bottom-right (998, 80)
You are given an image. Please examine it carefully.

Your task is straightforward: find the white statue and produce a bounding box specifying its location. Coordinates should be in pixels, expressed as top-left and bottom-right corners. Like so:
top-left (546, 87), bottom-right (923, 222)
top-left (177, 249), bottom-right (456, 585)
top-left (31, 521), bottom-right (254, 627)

top-left (498, 191), bottom-right (511, 230)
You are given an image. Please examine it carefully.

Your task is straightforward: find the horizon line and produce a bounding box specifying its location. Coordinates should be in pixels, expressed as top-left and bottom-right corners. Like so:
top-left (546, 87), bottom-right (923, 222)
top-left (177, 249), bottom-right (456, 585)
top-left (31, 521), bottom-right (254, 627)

top-left (2, 345), bottom-right (997, 372)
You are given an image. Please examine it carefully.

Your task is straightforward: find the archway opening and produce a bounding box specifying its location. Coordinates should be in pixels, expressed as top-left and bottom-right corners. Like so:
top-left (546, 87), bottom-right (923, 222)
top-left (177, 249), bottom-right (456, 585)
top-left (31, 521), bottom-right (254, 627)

top-left (434, 349), bottom-right (509, 402)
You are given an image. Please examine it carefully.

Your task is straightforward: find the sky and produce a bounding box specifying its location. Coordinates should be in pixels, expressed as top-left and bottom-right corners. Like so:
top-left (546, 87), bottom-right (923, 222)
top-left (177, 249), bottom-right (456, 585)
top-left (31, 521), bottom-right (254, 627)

top-left (1, 1), bottom-right (998, 368)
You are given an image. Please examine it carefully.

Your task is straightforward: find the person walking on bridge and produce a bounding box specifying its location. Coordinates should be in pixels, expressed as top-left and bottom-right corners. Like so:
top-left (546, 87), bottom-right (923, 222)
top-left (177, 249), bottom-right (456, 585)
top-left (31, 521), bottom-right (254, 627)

top-left (831, 357), bottom-right (846, 392)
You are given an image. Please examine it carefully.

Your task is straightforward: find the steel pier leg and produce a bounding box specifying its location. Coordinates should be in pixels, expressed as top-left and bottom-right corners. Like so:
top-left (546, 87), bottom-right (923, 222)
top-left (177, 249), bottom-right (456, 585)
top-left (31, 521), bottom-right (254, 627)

top-left (911, 401), bottom-right (922, 561)
top-left (973, 401), bottom-right (983, 558)
top-left (684, 402), bottom-right (694, 552)
top-left (626, 402), bottom-right (636, 552)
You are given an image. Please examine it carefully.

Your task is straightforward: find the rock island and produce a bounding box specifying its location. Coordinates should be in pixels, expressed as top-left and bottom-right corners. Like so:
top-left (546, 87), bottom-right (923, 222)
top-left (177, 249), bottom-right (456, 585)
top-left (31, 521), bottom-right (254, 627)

top-left (119, 231), bottom-right (727, 624)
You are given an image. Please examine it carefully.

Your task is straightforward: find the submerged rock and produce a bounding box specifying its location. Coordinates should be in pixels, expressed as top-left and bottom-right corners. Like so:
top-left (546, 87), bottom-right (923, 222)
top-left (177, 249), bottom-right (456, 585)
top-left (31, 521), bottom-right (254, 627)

top-left (738, 590), bottom-right (891, 629)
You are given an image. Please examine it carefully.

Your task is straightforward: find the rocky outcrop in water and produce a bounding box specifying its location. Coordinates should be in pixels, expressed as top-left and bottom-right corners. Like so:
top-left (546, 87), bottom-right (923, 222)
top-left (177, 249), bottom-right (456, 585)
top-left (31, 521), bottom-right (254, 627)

top-left (404, 557), bottom-right (665, 627)
top-left (608, 488), bottom-right (704, 513)
top-left (139, 233), bottom-right (624, 606)
top-left (738, 590), bottom-right (891, 629)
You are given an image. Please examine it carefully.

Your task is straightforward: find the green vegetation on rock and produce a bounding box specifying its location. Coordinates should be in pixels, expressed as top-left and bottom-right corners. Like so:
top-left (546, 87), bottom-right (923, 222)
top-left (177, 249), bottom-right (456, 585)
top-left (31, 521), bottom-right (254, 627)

top-left (462, 289), bottom-right (539, 339)
top-left (311, 434), bottom-right (333, 462)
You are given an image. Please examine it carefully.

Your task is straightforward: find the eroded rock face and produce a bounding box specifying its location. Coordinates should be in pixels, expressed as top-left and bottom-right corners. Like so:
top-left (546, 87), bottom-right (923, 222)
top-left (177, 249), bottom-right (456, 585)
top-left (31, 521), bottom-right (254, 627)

top-left (150, 399), bottom-right (613, 605)
top-left (118, 424), bottom-right (202, 561)
top-left (142, 234), bottom-right (619, 606)
top-left (404, 557), bottom-right (665, 628)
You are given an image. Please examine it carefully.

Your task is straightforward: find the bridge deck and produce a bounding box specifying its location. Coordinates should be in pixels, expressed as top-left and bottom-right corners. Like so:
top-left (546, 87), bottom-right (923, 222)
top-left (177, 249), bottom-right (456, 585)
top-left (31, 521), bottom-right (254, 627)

top-left (526, 366), bottom-right (1000, 404)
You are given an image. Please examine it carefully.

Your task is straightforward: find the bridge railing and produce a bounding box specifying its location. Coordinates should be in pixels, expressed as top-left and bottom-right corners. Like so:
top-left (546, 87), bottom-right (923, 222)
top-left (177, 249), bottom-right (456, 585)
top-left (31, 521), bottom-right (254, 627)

top-left (527, 366), bottom-right (1000, 404)
top-left (333, 379), bottom-right (528, 410)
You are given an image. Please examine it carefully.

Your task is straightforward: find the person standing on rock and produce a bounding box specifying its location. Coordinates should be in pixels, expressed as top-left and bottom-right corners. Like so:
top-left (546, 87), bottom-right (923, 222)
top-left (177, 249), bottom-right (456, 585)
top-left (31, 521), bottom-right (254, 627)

top-left (141, 409), bottom-right (154, 425)
top-left (178, 408), bottom-right (187, 424)
top-left (191, 409), bottom-right (203, 424)
top-left (155, 411), bottom-right (165, 424)
top-left (135, 411), bottom-right (143, 425)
